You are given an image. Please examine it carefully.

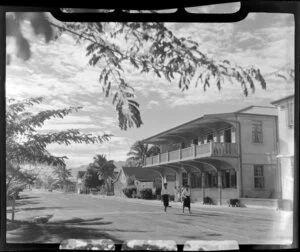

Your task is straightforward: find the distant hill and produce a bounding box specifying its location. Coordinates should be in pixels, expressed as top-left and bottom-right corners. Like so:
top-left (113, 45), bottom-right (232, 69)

top-left (70, 161), bottom-right (126, 180)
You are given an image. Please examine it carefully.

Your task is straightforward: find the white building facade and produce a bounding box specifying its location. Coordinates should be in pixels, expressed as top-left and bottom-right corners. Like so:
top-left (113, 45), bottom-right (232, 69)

top-left (142, 106), bottom-right (281, 205)
top-left (271, 95), bottom-right (294, 203)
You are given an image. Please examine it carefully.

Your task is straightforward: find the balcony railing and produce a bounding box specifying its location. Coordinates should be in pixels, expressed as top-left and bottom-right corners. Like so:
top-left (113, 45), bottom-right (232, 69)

top-left (144, 142), bottom-right (239, 167)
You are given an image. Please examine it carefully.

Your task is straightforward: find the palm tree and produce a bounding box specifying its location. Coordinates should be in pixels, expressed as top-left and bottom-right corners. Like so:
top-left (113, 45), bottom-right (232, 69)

top-left (126, 141), bottom-right (160, 167)
top-left (89, 154), bottom-right (116, 192)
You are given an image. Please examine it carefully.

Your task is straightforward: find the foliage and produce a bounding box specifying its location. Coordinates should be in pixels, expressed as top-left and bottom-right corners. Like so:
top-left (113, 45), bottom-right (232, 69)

top-left (77, 171), bottom-right (86, 179)
top-left (6, 97), bottom-right (111, 168)
top-left (52, 165), bottom-right (72, 190)
top-left (42, 175), bottom-right (56, 190)
top-left (139, 188), bottom-right (153, 200)
top-left (83, 167), bottom-right (103, 189)
top-left (84, 154), bottom-right (116, 191)
top-left (126, 141), bottom-right (160, 167)
top-left (6, 97), bottom-right (111, 201)
top-left (122, 187), bottom-right (137, 198)
top-left (6, 12), bottom-right (292, 132)
top-left (203, 196), bottom-right (213, 205)
top-left (6, 161), bottom-right (36, 199)
top-left (127, 175), bottom-right (135, 186)
top-left (6, 12), bottom-right (54, 63)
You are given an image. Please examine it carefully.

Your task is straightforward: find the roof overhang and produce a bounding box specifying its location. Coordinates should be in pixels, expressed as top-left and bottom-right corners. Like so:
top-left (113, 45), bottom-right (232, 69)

top-left (142, 113), bottom-right (235, 144)
top-left (271, 94), bottom-right (294, 105)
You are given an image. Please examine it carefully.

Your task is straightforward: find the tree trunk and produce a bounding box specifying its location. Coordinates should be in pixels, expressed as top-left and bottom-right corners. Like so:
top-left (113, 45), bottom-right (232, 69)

top-left (11, 193), bottom-right (16, 222)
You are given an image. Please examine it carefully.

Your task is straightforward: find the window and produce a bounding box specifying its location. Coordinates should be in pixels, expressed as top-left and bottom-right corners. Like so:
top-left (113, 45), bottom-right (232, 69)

top-left (207, 133), bottom-right (214, 142)
top-left (192, 138), bottom-right (198, 145)
top-left (254, 165), bottom-right (264, 188)
top-left (288, 100), bottom-right (294, 127)
top-left (224, 128), bottom-right (232, 143)
top-left (222, 171), bottom-right (230, 188)
top-left (205, 172), bottom-right (218, 187)
top-left (230, 171), bottom-right (237, 188)
top-left (252, 121), bottom-right (263, 143)
top-left (191, 172), bottom-right (202, 188)
top-left (206, 173), bottom-right (212, 187)
top-left (212, 172), bottom-right (218, 187)
top-left (182, 172), bottom-right (188, 186)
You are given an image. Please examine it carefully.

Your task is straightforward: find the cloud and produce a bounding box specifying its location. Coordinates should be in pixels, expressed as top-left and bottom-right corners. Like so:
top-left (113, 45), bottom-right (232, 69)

top-left (6, 13), bottom-right (294, 168)
top-left (146, 100), bottom-right (160, 109)
top-left (46, 134), bottom-right (134, 167)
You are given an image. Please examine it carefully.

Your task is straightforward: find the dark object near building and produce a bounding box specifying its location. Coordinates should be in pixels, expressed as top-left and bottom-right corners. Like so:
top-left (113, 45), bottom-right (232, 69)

top-left (203, 196), bottom-right (213, 205)
top-left (140, 188), bottom-right (153, 199)
top-left (228, 199), bottom-right (240, 207)
top-left (122, 187), bottom-right (137, 198)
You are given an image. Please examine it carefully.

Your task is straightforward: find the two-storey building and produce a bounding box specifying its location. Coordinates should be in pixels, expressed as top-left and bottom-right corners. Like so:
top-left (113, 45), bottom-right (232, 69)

top-left (271, 95), bottom-right (294, 205)
top-left (142, 106), bottom-right (280, 205)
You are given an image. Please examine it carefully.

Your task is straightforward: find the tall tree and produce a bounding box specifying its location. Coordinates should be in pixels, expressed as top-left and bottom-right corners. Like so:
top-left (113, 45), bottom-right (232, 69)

top-left (6, 12), bottom-right (293, 131)
top-left (83, 167), bottom-right (103, 189)
top-left (6, 97), bottom-right (111, 220)
top-left (52, 165), bottom-right (72, 191)
top-left (88, 154), bottom-right (116, 192)
top-left (126, 141), bottom-right (160, 167)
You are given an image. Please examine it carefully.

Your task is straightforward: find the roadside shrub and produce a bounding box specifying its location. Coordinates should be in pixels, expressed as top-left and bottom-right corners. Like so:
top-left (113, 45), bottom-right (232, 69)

top-left (228, 199), bottom-right (240, 207)
top-left (140, 188), bottom-right (153, 200)
top-left (123, 187), bottom-right (137, 198)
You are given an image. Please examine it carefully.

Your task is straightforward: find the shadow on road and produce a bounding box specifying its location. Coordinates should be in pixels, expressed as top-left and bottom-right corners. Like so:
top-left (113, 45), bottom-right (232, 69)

top-left (173, 212), bottom-right (221, 217)
top-left (182, 233), bottom-right (222, 240)
top-left (7, 217), bottom-right (123, 244)
top-left (7, 200), bottom-right (40, 208)
top-left (7, 206), bottom-right (63, 214)
top-left (20, 195), bottom-right (40, 200)
top-left (49, 217), bottom-right (113, 226)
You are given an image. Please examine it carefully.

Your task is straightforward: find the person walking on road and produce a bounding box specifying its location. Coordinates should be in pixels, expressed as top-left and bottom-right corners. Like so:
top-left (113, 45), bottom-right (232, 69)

top-left (161, 183), bottom-right (169, 212)
top-left (182, 185), bottom-right (191, 214)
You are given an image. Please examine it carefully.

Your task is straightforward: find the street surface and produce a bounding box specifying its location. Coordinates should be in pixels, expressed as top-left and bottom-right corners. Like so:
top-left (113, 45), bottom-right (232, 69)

top-left (6, 190), bottom-right (293, 244)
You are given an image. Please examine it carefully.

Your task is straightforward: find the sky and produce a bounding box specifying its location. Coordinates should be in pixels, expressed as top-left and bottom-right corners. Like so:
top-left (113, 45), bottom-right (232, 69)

top-left (6, 4), bottom-right (294, 169)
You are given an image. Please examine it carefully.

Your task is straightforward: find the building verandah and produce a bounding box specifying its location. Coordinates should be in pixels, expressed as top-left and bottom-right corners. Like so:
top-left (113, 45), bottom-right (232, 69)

top-left (147, 157), bottom-right (240, 205)
top-left (141, 114), bottom-right (242, 205)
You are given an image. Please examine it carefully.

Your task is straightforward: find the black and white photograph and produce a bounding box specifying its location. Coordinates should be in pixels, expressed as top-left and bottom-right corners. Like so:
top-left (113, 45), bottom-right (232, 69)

top-left (4, 3), bottom-right (295, 248)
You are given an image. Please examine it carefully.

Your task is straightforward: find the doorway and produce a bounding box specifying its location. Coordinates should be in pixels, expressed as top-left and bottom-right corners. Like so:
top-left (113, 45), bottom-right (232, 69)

top-left (224, 128), bottom-right (232, 143)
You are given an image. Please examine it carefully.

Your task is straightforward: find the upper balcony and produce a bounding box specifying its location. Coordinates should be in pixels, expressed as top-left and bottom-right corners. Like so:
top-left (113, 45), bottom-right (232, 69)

top-left (144, 142), bottom-right (239, 167)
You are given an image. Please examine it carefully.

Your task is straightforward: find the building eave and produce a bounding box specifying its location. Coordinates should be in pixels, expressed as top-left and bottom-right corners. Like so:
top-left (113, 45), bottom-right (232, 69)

top-left (271, 94), bottom-right (295, 105)
top-left (141, 113), bottom-right (235, 144)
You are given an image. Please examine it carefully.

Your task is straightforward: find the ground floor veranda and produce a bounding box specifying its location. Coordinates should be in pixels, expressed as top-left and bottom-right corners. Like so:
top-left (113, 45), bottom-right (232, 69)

top-left (145, 157), bottom-right (241, 205)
